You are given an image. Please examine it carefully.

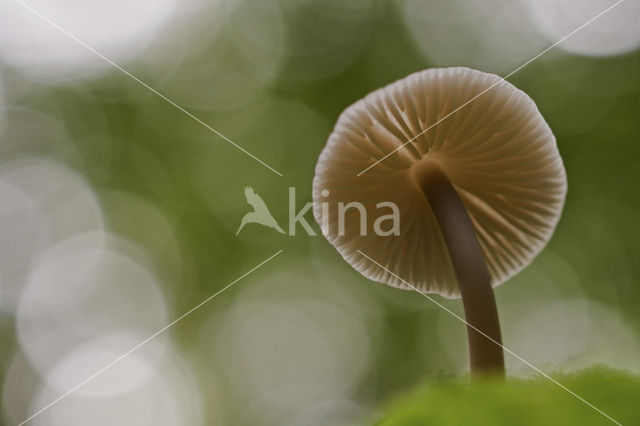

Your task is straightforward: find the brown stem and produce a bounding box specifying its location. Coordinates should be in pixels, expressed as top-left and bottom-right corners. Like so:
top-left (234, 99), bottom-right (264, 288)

top-left (414, 162), bottom-right (505, 377)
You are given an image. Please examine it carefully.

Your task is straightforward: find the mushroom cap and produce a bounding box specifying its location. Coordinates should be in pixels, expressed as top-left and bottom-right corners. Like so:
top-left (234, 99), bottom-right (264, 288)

top-left (312, 67), bottom-right (566, 298)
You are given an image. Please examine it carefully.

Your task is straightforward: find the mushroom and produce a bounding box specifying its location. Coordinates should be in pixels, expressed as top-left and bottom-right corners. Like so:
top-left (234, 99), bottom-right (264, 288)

top-left (312, 67), bottom-right (566, 376)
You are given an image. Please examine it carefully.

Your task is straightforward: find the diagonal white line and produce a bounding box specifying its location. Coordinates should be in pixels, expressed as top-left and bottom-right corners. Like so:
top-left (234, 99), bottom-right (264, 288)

top-left (357, 250), bottom-right (622, 425)
top-left (357, 0), bottom-right (625, 176)
top-left (17, 249), bottom-right (284, 426)
top-left (12, 0), bottom-right (284, 177)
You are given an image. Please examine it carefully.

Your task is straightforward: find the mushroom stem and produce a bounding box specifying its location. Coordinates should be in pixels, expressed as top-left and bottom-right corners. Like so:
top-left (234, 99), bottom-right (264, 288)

top-left (415, 162), bottom-right (505, 377)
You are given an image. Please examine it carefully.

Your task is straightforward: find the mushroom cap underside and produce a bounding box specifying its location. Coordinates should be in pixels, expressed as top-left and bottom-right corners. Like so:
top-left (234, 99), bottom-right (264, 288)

top-left (313, 67), bottom-right (567, 298)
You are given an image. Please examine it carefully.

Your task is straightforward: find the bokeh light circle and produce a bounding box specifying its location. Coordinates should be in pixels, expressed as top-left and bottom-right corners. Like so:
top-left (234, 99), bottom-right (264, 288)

top-left (506, 299), bottom-right (640, 375)
top-left (224, 0), bottom-right (377, 83)
top-left (28, 346), bottom-right (202, 426)
top-left (0, 158), bottom-right (103, 314)
top-left (403, 0), bottom-right (547, 74)
top-left (200, 261), bottom-right (379, 423)
top-left (524, 0), bottom-right (640, 57)
top-left (16, 232), bottom-right (168, 395)
top-left (0, 73), bottom-right (5, 134)
top-left (0, 0), bottom-right (178, 81)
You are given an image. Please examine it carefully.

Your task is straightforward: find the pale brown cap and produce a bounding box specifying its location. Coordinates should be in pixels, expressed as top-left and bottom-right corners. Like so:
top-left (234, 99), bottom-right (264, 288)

top-left (313, 67), bottom-right (566, 298)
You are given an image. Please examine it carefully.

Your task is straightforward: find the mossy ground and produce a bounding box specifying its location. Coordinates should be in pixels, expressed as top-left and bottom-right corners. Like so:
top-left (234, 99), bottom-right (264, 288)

top-left (377, 367), bottom-right (639, 425)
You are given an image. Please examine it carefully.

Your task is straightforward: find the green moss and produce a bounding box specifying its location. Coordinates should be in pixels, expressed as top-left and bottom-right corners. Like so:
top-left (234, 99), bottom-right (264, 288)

top-left (377, 367), bottom-right (639, 426)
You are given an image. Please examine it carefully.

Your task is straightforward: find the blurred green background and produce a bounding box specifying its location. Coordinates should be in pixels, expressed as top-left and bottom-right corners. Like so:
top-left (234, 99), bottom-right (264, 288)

top-left (0, 0), bottom-right (639, 425)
